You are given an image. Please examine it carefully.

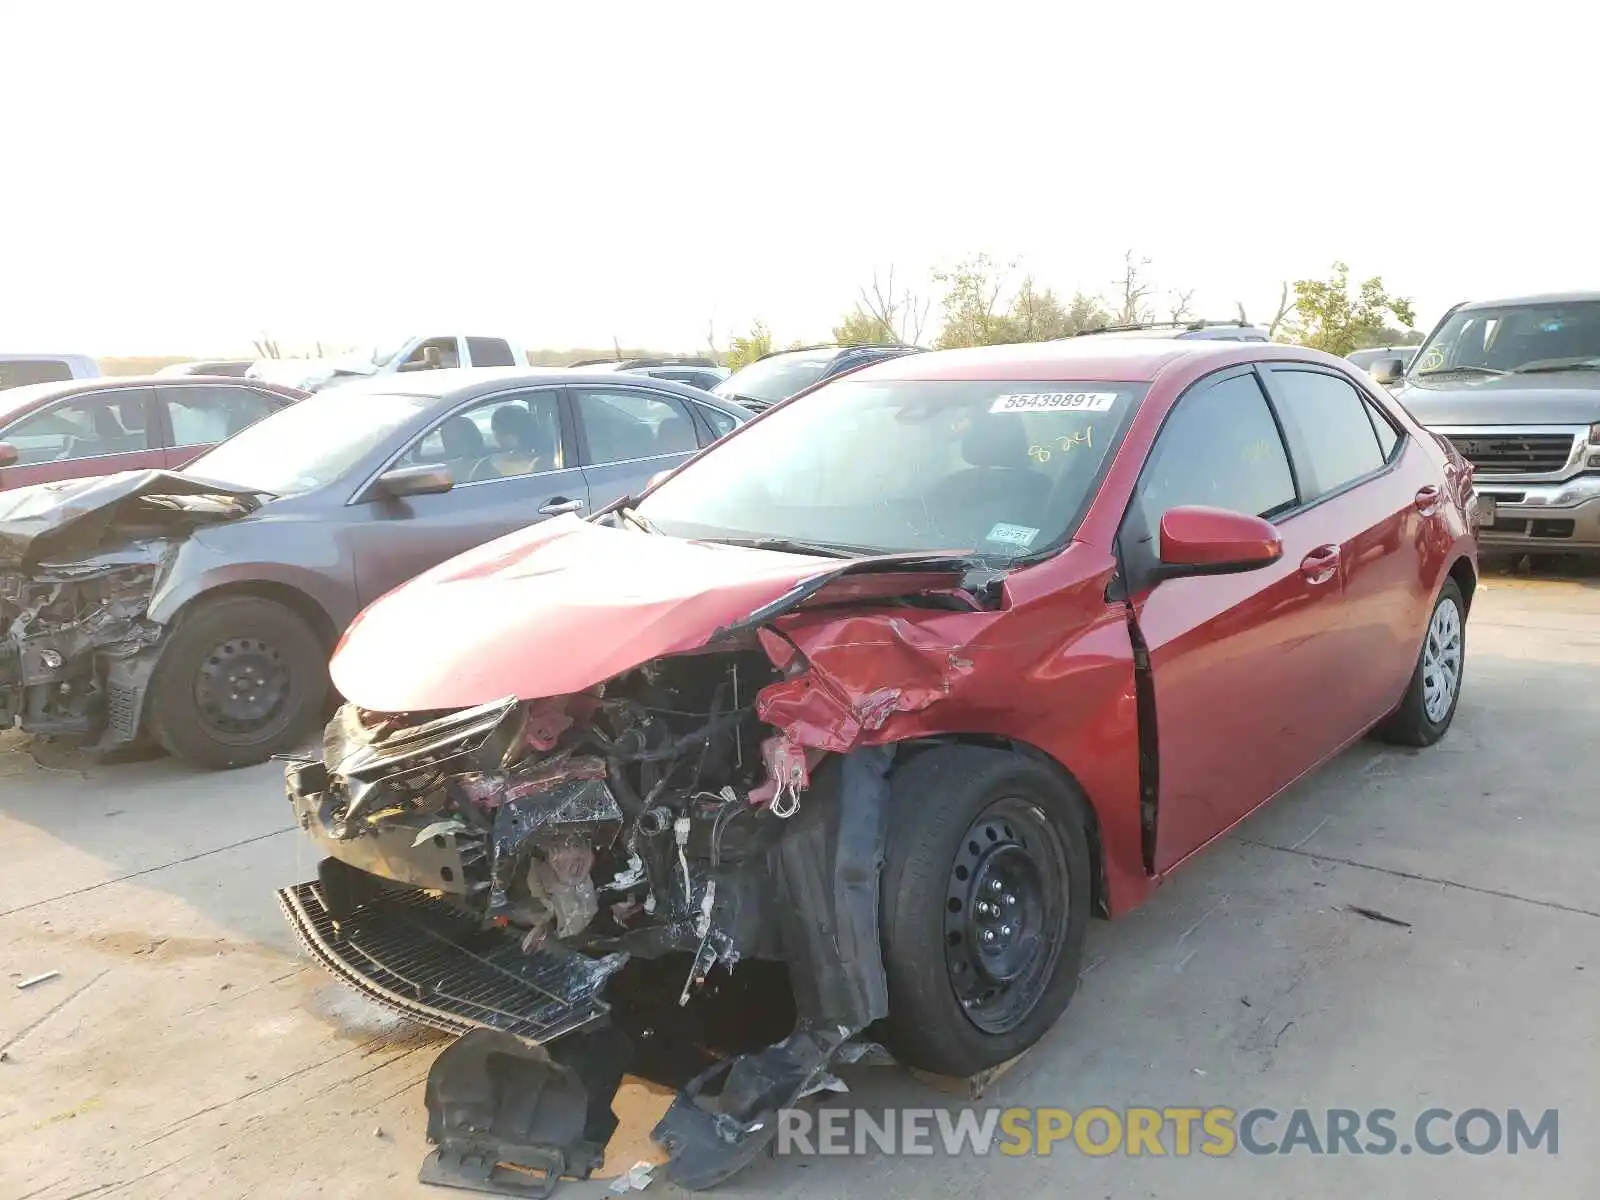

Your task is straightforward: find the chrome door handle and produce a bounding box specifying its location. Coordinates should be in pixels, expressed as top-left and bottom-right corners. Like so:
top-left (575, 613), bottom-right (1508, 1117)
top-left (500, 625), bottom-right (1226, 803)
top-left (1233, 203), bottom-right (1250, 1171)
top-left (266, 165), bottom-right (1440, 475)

top-left (538, 497), bottom-right (585, 516)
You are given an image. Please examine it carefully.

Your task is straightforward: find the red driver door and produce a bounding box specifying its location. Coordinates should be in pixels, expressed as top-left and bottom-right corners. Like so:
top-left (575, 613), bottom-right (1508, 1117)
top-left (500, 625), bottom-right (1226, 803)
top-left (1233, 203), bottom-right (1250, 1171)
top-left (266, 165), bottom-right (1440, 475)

top-left (1119, 368), bottom-right (1355, 874)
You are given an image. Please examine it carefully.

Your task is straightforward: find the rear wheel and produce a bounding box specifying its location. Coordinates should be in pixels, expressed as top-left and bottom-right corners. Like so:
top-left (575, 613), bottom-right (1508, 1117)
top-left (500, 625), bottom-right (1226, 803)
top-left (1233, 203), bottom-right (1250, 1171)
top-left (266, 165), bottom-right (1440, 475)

top-left (1374, 578), bottom-right (1466, 747)
top-left (879, 745), bottom-right (1091, 1078)
top-left (145, 595), bottom-right (329, 770)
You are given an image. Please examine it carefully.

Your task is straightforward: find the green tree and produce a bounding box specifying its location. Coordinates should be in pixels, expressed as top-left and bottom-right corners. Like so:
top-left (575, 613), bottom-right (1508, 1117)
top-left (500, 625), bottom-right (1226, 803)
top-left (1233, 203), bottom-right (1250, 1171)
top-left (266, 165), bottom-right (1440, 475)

top-left (833, 308), bottom-right (896, 345)
top-left (1286, 262), bottom-right (1417, 357)
top-left (724, 321), bottom-right (774, 370)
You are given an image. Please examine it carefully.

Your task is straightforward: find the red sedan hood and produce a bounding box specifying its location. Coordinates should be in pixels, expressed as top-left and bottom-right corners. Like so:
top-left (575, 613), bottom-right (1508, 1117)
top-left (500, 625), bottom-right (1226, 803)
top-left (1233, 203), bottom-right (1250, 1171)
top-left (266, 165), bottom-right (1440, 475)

top-left (332, 516), bottom-right (870, 711)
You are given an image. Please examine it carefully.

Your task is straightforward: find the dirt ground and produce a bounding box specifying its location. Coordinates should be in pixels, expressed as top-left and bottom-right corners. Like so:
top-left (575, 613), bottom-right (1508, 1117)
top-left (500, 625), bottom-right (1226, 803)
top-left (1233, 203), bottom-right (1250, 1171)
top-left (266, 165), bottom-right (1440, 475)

top-left (2, 561), bottom-right (1597, 1199)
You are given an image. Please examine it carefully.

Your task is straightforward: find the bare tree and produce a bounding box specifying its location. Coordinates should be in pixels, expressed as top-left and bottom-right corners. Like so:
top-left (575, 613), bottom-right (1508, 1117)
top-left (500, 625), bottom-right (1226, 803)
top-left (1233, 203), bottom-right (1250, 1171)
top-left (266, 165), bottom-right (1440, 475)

top-left (853, 266), bottom-right (931, 345)
top-left (1110, 250), bottom-right (1155, 325)
top-left (1235, 300), bottom-right (1249, 324)
top-left (1166, 288), bottom-right (1197, 324)
top-left (252, 335), bottom-right (281, 359)
top-left (1265, 281), bottom-right (1295, 339)
top-left (704, 317), bottom-right (723, 364)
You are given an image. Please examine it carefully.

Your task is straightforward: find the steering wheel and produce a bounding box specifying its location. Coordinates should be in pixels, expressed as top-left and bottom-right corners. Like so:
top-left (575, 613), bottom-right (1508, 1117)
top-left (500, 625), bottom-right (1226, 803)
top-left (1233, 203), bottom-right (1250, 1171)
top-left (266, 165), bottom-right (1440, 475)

top-left (468, 455), bottom-right (502, 483)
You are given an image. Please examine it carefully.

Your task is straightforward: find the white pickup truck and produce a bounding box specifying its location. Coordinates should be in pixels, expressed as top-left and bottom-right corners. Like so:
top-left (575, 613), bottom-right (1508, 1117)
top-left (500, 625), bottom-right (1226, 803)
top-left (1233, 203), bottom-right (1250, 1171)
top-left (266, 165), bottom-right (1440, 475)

top-left (247, 333), bottom-right (528, 393)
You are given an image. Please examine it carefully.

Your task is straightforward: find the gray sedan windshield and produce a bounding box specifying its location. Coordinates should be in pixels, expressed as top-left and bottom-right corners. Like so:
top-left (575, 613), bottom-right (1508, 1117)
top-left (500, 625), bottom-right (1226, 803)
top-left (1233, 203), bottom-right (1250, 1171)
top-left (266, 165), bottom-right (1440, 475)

top-left (638, 378), bottom-right (1144, 559)
top-left (186, 389), bottom-right (434, 496)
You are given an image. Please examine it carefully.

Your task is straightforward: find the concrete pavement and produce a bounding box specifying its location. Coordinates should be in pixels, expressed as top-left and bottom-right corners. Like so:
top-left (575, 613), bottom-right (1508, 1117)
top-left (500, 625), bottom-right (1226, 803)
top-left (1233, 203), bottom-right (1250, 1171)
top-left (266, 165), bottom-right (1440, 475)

top-left (1, 565), bottom-right (1595, 1199)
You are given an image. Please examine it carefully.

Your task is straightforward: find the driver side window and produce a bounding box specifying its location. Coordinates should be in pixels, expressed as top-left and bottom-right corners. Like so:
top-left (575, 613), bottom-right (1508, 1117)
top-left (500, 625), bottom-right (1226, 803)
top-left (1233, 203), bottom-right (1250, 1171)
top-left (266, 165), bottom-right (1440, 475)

top-left (1133, 371), bottom-right (1297, 541)
top-left (398, 390), bottom-right (564, 483)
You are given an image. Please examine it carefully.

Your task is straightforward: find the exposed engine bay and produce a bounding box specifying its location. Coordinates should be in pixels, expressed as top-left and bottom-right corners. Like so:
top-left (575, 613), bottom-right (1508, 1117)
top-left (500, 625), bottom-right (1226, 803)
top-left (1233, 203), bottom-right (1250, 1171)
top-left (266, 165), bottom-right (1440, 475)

top-left (280, 644), bottom-right (906, 1190)
top-left (0, 549), bottom-right (166, 740)
top-left (0, 471), bottom-right (261, 745)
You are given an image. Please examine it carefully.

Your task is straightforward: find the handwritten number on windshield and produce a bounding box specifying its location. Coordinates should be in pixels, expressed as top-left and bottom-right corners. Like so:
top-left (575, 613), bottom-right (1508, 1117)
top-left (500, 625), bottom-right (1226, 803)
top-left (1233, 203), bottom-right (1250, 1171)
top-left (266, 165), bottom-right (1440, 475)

top-left (1029, 426), bottom-right (1094, 463)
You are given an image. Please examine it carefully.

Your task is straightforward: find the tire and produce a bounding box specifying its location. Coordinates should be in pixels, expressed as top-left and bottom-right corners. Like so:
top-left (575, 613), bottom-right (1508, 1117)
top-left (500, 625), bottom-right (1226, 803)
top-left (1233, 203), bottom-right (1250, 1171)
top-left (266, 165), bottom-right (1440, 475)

top-left (1373, 578), bottom-right (1466, 748)
top-left (878, 745), bottom-right (1092, 1078)
top-left (145, 595), bottom-right (329, 770)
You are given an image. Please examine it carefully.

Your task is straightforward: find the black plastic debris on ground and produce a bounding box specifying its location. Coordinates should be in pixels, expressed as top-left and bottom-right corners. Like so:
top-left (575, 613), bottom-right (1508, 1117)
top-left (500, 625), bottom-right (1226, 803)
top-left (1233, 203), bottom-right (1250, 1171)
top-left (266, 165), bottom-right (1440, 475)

top-left (420, 1027), bottom-right (632, 1198)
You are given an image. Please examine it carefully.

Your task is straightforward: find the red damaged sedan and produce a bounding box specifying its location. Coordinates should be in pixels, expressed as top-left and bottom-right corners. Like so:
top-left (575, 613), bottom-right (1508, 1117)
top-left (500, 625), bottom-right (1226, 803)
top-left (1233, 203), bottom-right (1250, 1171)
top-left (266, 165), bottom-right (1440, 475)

top-left (278, 338), bottom-right (1478, 1187)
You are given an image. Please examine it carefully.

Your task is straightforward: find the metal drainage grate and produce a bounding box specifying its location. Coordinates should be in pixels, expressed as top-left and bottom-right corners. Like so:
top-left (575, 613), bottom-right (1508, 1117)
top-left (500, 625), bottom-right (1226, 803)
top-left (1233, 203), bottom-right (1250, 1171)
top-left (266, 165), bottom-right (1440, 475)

top-left (278, 880), bottom-right (622, 1043)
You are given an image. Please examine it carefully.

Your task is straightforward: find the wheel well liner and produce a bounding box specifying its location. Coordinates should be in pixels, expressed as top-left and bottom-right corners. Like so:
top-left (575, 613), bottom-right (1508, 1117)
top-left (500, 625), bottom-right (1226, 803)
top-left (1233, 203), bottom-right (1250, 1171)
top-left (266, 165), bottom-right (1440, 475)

top-left (172, 581), bottom-right (339, 653)
top-left (1448, 555), bottom-right (1477, 615)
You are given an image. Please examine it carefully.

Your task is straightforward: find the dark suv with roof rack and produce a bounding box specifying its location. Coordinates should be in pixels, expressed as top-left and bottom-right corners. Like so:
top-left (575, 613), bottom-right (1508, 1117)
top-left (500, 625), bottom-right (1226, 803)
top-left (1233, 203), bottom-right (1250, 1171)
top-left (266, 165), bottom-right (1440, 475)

top-left (713, 343), bottom-right (924, 411)
top-left (1373, 291), bottom-right (1600, 555)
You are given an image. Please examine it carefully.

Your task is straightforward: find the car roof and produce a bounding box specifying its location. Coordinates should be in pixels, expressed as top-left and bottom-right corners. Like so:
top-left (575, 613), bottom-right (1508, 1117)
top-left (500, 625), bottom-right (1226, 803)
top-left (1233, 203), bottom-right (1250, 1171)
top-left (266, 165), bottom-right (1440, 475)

top-left (0, 374), bottom-right (298, 422)
top-left (842, 337), bottom-right (1346, 385)
top-left (1457, 290), bottom-right (1600, 310)
top-left (320, 367), bottom-right (753, 417)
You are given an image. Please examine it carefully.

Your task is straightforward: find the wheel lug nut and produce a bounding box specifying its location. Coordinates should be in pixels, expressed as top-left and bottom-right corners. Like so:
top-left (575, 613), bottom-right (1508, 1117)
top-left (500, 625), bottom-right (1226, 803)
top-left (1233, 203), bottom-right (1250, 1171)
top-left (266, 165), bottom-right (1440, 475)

top-left (990, 880), bottom-right (1002, 892)
top-left (1005, 894), bottom-right (1016, 905)
top-left (1001, 925), bottom-right (1013, 936)
top-left (982, 930), bottom-right (996, 942)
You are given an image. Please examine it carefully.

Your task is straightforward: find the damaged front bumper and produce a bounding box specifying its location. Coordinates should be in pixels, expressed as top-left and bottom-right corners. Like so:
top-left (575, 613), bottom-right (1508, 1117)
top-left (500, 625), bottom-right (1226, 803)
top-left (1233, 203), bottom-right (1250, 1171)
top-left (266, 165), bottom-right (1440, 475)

top-left (277, 670), bottom-right (899, 1191)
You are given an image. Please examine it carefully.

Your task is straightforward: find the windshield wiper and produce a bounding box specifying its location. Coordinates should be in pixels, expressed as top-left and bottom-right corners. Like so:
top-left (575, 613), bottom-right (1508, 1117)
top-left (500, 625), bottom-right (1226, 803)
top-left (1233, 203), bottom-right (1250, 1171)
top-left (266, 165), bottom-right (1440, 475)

top-left (618, 504), bottom-right (660, 535)
top-left (1415, 364), bottom-right (1505, 377)
top-left (1511, 359), bottom-right (1600, 374)
top-left (702, 536), bottom-right (864, 558)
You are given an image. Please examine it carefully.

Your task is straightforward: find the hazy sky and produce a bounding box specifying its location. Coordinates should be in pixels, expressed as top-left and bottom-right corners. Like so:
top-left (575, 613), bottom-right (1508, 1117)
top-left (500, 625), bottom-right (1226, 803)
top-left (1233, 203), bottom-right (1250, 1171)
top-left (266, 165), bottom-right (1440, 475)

top-left (4, 1), bottom-right (1595, 356)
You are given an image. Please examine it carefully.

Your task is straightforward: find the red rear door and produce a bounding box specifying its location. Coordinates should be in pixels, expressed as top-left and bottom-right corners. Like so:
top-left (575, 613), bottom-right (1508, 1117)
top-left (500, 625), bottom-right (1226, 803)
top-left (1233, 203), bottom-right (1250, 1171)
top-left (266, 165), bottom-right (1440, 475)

top-left (0, 386), bottom-right (164, 491)
top-left (1117, 367), bottom-right (1354, 873)
top-left (1256, 365), bottom-right (1436, 729)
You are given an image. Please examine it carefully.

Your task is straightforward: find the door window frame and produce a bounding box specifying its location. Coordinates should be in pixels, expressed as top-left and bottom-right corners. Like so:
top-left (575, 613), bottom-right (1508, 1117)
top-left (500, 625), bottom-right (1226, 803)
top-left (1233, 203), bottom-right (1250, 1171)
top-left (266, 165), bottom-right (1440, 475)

top-left (346, 385), bottom-right (577, 505)
top-left (1114, 364), bottom-right (1300, 594)
top-left (1255, 363), bottom-right (1409, 506)
top-left (0, 386), bottom-right (164, 462)
top-left (568, 384), bottom-right (703, 467)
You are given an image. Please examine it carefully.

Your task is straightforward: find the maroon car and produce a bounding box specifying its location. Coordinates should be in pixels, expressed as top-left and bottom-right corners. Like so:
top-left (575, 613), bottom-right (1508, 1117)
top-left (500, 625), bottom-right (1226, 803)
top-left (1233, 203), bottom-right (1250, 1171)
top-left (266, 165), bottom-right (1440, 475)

top-left (0, 375), bottom-right (306, 491)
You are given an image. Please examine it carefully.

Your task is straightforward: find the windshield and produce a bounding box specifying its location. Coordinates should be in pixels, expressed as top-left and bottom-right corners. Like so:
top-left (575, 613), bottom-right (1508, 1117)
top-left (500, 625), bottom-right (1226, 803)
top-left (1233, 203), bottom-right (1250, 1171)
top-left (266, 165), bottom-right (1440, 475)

top-left (713, 351), bottom-right (836, 405)
top-left (638, 378), bottom-right (1144, 559)
top-left (1413, 301), bottom-right (1600, 377)
top-left (186, 388), bottom-right (434, 496)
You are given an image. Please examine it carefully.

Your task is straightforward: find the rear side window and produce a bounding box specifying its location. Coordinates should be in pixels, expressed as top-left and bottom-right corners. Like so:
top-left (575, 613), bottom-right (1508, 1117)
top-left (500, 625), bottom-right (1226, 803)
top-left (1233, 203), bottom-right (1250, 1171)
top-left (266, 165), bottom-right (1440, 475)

top-left (0, 359), bottom-right (74, 389)
top-left (695, 403), bottom-right (738, 440)
top-left (1364, 396), bottom-right (1401, 461)
top-left (1264, 369), bottom-right (1386, 498)
top-left (164, 386), bottom-right (279, 448)
top-left (1135, 371), bottom-right (1297, 530)
top-left (466, 337), bottom-right (517, 367)
top-left (573, 388), bottom-right (699, 463)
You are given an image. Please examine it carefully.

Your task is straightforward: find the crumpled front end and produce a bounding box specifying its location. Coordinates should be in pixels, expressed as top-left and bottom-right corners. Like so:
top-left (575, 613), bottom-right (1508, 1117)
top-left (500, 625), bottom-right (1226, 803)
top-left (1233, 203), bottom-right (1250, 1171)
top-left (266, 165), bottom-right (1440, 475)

top-left (278, 641), bottom-right (914, 1190)
top-left (0, 549), bottom-right (167, 745)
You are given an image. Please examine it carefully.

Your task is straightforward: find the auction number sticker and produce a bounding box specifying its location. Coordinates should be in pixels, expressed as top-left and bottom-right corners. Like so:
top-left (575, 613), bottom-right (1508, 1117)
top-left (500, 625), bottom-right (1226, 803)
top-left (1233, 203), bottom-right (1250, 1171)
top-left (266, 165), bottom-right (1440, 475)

top-left (990, 391), bottom-right (1118, 414)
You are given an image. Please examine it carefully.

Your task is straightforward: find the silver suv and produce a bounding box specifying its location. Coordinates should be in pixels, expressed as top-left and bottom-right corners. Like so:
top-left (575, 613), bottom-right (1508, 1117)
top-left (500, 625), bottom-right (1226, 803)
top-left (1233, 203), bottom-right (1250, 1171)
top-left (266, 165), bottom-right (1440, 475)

top-left (1379, 291), bottom-right (1600, 555)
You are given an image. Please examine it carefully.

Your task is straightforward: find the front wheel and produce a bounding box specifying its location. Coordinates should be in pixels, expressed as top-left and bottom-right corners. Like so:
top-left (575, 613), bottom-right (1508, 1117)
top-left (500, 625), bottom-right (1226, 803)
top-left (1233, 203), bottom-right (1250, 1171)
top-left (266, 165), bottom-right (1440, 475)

top-left (145, 595), bottom-right (329, 770)
top-left (878, 745), bottom-right (1091, 1078)
top-left (1373, 578), bottom-right (1466, 747)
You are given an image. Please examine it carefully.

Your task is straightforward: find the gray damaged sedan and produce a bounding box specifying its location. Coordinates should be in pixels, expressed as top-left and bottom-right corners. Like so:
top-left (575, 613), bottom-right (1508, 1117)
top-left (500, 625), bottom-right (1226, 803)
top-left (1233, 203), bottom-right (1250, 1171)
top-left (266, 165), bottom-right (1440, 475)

top-left (0, 369), bottom-right (749, 768)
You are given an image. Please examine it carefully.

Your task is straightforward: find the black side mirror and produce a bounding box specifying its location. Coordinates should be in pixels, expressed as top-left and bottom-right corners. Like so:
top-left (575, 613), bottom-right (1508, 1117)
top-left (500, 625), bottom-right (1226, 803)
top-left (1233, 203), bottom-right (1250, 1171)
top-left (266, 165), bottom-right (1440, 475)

top-left (1370, 357), bottom-right (1407, 385)
top-left (371, 464), bottom-right (452, 500)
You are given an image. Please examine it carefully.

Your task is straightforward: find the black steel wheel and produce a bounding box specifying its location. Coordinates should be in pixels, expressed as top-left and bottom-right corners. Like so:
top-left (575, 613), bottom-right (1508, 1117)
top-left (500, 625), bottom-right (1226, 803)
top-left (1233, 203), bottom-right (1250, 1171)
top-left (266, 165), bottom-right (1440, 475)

top-left (943, 797), bottom-right (1069, 1035)
top-left (880, 745), bottom-right (1092, 1078)
top-left (146, 595), bottom-right (329, 770)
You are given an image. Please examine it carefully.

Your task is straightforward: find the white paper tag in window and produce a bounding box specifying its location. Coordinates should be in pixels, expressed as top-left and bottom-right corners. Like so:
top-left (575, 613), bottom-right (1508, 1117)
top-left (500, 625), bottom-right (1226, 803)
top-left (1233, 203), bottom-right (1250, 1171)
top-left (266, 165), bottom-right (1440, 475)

top-left (989, 391), bottom-right (1118, 414)
top-left (985, 522), bottom-right (1040, 548)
